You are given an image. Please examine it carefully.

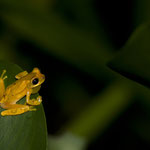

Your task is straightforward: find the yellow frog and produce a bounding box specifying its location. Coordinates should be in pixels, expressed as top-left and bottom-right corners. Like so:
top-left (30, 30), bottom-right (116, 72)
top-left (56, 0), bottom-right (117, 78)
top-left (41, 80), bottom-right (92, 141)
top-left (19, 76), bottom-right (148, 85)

top-left (0, 68), bottom-right (45, 116)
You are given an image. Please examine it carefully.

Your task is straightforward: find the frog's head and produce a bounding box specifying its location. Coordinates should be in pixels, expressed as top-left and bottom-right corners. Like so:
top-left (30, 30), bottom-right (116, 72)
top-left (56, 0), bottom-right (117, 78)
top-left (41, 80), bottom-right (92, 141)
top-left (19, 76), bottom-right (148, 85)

top-left (30, 68), bottom-right (45, 88)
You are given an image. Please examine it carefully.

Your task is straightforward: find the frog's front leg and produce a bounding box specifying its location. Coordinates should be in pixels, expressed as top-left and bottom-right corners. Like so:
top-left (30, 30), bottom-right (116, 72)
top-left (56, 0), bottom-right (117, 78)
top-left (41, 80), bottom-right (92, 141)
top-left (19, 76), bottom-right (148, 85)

top-left (0, 70), bottom-right (7, 100)
top-left (26, 90), bottom-right (42, 105)
top-left (15, 71), bottom-right (28, 79)
top-left (1, 104), bottom-right (36, 116)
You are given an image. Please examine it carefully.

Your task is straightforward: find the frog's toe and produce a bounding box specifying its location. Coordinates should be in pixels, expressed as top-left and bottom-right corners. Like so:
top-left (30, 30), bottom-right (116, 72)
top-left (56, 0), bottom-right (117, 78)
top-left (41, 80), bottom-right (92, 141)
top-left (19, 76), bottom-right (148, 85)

top-left (3, 76), bottom-right (7, 80)
top-left (1, 111), bottom-right (6, 116)
top-left (29, 106), bottom-right (37, 111)
top-left (1, 70), bottom-right (7, 80)
top-left (37, 96), bottom-right (42, 103)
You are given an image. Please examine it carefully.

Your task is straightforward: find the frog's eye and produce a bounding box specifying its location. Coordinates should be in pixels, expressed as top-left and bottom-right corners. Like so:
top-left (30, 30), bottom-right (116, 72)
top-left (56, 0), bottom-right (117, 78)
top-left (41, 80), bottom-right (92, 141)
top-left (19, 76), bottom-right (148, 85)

top-left (32, 78), bottom-right (39, 85)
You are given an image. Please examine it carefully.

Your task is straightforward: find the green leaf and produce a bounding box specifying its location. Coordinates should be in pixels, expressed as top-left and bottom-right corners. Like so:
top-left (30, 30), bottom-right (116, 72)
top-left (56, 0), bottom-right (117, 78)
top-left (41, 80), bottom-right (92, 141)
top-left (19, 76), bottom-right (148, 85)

top-left (0, 61), bottom-right (47, 150)
top-left (134, 0), bottom-right (150, 27)
top-left (66, 80), bottom-right (134, 140)
top-left (108, 23), bottom-right (150, 88)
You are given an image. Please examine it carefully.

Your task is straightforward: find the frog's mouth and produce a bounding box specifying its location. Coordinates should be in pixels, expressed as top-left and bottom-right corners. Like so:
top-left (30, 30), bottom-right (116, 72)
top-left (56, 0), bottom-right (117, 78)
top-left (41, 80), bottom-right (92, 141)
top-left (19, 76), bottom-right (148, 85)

top-left (39, 74), bottom-right (45, 84)
top-left (41, 74), bottom-right (45, 83)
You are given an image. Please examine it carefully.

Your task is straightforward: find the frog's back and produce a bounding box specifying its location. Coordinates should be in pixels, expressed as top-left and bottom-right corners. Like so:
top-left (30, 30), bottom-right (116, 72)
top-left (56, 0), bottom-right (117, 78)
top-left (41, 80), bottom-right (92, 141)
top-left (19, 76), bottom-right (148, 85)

top-left (4, 79), bottom-right (29, 104)
top-left (5, 72), bottom-right (35, 97)
top-left (6, 79), bottom-right (28, 95)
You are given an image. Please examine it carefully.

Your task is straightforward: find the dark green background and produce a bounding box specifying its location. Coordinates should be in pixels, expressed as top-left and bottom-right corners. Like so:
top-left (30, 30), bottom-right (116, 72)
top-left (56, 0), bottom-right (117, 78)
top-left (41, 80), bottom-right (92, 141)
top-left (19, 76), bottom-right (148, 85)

top-left (0, 0), bottom-right (150, 149)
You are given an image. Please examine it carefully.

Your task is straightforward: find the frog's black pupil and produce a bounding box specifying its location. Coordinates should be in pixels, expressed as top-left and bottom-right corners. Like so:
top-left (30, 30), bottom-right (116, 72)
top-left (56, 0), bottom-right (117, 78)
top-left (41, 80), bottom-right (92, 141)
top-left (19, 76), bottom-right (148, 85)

top-left (32, 78), bottom-right (39, 85)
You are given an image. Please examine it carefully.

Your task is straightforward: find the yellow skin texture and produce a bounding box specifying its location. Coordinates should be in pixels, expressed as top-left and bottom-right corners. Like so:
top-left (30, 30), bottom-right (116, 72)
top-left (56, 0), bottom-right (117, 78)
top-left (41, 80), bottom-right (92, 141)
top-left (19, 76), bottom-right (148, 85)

top-left (0, 68), bottom-right (45, 116)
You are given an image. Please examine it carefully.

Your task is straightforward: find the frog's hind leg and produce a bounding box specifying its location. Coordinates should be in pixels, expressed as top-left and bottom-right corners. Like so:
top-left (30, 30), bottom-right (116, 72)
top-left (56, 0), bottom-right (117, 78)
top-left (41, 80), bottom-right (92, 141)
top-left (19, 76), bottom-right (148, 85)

top-left (0, 70), bottom-right (7, 100)
top-left (1, 104), bottom-right (36, 116)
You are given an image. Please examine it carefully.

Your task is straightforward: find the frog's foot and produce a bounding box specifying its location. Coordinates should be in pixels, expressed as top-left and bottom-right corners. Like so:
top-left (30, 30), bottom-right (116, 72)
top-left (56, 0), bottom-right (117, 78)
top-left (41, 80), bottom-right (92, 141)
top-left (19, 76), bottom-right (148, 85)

top-left (29, 106), bottom-right (37, 111)
top-left (1, 70), bottom-right (7, 80)
top-left (1, 104), bottom-right (30, 116)
top-left (27, 96), bottom-right (42, 106)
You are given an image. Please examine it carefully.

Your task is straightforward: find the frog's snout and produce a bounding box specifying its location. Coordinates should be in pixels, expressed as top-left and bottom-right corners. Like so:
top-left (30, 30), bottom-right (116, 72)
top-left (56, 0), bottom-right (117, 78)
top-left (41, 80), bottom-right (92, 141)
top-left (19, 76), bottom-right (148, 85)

top-left (41, 74), bottom-right (45, 82)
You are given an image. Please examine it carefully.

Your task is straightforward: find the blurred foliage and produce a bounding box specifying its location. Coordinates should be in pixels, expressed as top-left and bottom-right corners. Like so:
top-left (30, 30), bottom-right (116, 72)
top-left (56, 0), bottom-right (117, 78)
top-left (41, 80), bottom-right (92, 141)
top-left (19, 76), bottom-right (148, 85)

top-left (48, 132), bottom-right (87, 150)
top-left (0, 0), bottom-right (150, 150)
top-left (0, 0), bottom-right (114, 80)
top-left (108, 23), bottom-right (150, 88)
top-left (67, 80), bottom-right (134, 140)
top-left (134, 0), bottom-right (150, 27)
